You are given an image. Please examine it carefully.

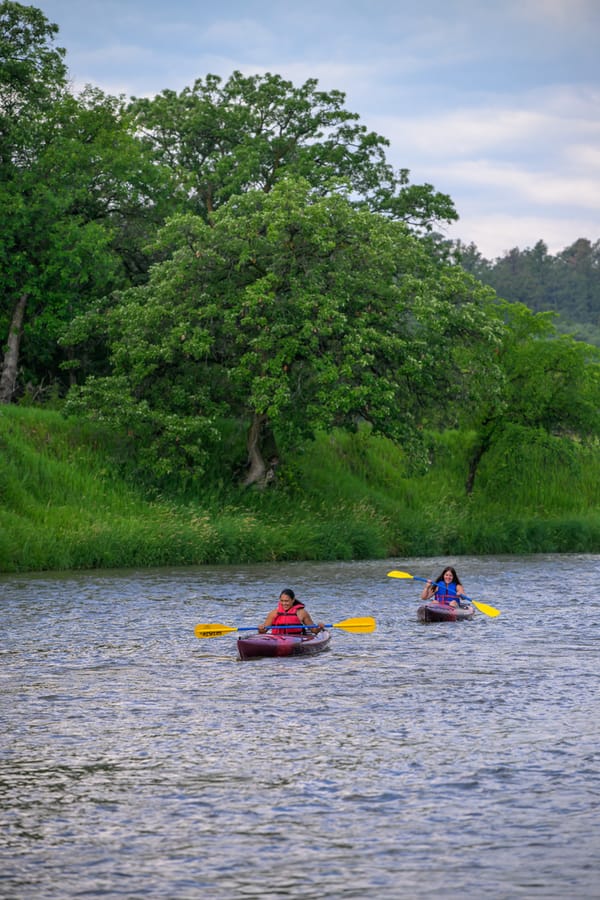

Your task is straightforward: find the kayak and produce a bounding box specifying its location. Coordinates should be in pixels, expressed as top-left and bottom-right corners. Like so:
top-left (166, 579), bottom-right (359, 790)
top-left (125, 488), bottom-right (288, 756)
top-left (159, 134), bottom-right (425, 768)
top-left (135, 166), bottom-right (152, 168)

top-left (417, 602), bottom-right (475, 623)
top-left (237, 629), bottom-right (331, 660)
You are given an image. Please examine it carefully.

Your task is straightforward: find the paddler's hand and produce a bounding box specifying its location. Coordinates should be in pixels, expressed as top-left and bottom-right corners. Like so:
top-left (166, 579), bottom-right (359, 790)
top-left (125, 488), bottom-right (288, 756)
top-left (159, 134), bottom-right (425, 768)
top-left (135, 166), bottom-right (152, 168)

top-left (258, 624), bottom-right (267, 633)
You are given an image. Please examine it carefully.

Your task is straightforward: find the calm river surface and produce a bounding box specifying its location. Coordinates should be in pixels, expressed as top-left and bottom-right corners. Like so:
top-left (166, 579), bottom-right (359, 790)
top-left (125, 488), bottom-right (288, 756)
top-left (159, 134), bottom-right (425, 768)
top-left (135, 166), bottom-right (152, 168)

top-left (2, 554), bottom-right (599, 899)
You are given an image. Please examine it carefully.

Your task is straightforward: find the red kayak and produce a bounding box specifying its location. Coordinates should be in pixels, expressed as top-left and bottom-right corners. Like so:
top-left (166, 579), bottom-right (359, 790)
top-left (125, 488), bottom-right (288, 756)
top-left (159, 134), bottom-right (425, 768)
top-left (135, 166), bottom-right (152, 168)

top-left (237, 629), bottom-right (331, 660)
top-left (417, 602), bottom-right (475, 623)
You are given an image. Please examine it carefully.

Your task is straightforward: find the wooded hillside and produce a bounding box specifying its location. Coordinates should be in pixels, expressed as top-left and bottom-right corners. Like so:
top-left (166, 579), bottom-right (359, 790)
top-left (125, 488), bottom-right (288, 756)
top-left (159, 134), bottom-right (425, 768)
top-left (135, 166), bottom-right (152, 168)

top-left (456, 238), bottom-right (600, 346)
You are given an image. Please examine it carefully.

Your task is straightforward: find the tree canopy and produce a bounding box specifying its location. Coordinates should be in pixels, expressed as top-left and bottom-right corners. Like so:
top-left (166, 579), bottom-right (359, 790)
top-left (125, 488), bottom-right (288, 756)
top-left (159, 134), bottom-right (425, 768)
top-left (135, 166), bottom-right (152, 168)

top-left (64, 178), bottom-right (503, 486)
top-left (0, 2), bottom-right (179, 402)
top-left (129, 70), bottom-right (457, 234)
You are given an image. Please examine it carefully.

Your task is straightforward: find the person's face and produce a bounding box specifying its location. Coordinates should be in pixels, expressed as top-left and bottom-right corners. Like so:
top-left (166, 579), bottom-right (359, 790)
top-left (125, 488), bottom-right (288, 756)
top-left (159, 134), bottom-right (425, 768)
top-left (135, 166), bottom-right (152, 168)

top-left (279, 593), bottom-right (294, 610)
top-left (443, 570), bottom-right (453, 583)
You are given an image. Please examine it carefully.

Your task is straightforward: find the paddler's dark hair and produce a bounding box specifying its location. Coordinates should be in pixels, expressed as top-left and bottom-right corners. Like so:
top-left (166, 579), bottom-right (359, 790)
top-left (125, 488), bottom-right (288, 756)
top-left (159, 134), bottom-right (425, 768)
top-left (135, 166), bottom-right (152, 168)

top-left (434, 567), bottom-right (461, 585)
top-left (280, 588), bottom-right (295, 600)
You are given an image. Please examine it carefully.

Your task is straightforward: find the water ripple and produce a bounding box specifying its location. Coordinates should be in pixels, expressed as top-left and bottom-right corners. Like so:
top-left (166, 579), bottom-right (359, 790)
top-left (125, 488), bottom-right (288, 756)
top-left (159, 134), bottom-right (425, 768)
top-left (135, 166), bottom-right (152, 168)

top-left (1, 555), bottom-right (600, 898)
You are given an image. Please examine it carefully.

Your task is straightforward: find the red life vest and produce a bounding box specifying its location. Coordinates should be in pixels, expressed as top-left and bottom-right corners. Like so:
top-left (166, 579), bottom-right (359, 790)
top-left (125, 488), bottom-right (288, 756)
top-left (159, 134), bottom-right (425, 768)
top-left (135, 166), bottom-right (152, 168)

top-left (271, 601), bottom-right (305, 634)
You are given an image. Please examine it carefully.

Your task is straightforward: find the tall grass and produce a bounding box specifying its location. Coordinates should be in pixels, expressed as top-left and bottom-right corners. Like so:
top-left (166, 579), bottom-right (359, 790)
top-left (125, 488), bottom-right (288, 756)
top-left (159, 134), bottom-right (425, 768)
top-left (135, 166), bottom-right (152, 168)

top-left (1, 406), bottom-right (599, 573)
top-left (285, 425), bottom-right (600, 556)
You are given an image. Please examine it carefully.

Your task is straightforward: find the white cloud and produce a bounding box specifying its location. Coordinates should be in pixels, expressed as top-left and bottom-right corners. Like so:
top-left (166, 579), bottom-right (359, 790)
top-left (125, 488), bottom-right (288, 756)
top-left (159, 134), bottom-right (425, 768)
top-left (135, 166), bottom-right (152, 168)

top-left (374, 108), bottom-right (552, 159)
top-left (449, 212), bottom-right (598, 259)
top-left (38, 0), bottom-right (600, 257)
top-left (197, 18), bottom-right (274, 49)
top-left (509, 0), bottom-right (599, 25)
top-left (567, 143), bottom-right (600, 170)
top-left (374, 84), bottom-right (600, 159)
top-left (430, 159), bottom-right (600, 210)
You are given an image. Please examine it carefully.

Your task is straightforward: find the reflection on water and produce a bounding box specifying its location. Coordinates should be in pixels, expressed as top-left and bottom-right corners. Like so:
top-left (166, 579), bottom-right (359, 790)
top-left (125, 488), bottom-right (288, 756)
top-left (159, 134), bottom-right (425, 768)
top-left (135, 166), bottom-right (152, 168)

top-left (2, 555), bottom-right (600, 898)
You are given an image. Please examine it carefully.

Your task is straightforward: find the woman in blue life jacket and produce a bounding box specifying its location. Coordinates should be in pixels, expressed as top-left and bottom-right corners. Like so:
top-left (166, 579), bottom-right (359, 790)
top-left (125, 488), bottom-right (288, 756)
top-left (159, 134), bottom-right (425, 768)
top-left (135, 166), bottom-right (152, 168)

top-left (420, 566), bottom-right (467, 608)
top-left (258, 589), bottom-right (324, 634)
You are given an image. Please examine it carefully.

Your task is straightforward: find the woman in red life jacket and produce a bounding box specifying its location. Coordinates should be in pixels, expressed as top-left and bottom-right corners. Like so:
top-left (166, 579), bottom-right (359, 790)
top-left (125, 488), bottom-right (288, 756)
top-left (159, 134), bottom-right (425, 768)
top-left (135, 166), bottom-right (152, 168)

top-left (258, 589), bottom-right (324, 634)
top-left (420, 566), bottom-right (467, 608)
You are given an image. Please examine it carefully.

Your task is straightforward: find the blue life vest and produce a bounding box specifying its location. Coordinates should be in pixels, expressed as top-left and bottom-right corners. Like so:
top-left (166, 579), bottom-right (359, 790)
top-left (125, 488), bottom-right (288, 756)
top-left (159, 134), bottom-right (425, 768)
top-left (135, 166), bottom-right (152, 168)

top-left (435, 583), bottom-right (459, 605)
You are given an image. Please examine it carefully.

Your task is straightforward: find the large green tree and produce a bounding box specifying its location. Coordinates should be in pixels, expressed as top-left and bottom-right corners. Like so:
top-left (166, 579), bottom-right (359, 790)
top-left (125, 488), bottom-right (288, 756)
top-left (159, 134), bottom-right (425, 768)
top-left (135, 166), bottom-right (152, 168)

top-left (0, 3), bottom-right (177, 402)
top-left (0, 87), bottom-right (175, 401)
top-left (65, 178), bottom-right (503, 487)
top-left (0, 1), bottom-right (66, 154)
top-left (1, 0), bottom-right (66, 400)
top-left (129, 70), bottom-right (457, 235)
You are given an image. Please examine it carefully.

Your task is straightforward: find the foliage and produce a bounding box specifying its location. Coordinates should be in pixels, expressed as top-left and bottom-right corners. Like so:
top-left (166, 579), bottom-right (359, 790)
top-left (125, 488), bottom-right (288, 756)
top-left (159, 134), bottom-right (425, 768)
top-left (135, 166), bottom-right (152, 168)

top-left (129, 70), bottom-right (457, 234)
top-left (65, 178), bottom-right (503, 486)
top-left (3, 5), bottom-right (599, 542)
top-left (491, 300), bottom-right (600, 434)
top-left (0, 1), bottom-right (66, 144)
top-left (456, 237), bottom-right (600, 346)
top-left (461, 297), bottom-right (600, 494)
top-left (1, 4), bottom-right (179, 401)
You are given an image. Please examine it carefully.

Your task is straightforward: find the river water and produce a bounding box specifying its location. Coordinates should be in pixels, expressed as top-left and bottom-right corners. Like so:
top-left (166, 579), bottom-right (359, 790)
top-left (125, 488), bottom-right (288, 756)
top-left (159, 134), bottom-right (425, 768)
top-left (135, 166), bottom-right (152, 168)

top-left (1, 554), bottom-right (599, 899)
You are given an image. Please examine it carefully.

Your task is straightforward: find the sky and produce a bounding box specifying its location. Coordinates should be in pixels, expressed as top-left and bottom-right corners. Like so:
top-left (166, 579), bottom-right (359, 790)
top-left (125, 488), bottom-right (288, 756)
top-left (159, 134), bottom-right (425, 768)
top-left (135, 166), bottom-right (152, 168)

top-left (35, 0), bottom-right (600, 260)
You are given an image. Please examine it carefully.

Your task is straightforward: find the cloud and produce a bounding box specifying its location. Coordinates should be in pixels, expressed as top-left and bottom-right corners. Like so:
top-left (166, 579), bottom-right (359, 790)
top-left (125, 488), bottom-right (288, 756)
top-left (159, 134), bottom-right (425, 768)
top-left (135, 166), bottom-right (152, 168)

top-left (448, 212), bottom-right (599, 259)
top-left (509, 0), bottom-right (599, 25)
top-left (567, 143), bottom-right (600, 170)
top-left (375, 83), bottom-right (600, 156)
top-left (364, 79), bottom-right (600, 251)
top-left (39, 0), bottom-right (600, 257)
top-left (430, 159), bottom-right (600, 211)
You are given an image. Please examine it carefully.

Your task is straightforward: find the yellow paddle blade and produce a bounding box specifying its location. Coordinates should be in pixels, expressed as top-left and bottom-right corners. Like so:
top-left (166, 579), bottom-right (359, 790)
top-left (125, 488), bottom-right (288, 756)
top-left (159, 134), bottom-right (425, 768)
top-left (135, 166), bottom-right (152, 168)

top-left (334, 616), bottom-right (376, 633)
top-left (387, 570), bottom-right (414, 579)
top-left (470, 600), bottom-right (501, 618)
top-left (194, 622), bottom-right (238, 639)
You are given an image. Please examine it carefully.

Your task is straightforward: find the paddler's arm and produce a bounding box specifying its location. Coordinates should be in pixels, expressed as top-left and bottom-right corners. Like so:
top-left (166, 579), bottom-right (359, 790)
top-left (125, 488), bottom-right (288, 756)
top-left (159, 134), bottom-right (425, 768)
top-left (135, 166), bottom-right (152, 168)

top-left (258, 610), bottom-right (276, 633)
top-left (421, 580), bottom-right (436, 600)
top-left (456, 584), bottom-right (468, 607)
top-left (300, 610), bottom-right (325, 633)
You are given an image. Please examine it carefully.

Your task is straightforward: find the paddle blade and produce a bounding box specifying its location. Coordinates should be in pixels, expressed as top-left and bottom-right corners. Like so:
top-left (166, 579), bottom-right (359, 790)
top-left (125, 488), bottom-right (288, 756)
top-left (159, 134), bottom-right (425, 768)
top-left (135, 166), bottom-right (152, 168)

top-left (387, 570), bottom-right (414, 579)
top-left (470, 600), bottom-right (501, 618)
top-left (194, 622), bottom-right (238, 639)
top-left (333, 616), bottom-right (376, 633)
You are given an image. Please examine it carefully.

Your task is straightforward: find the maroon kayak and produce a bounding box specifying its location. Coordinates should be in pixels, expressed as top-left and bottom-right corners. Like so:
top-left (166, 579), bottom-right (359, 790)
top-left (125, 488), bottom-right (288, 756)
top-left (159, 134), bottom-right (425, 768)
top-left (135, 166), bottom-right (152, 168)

top-left (237, 629), bottom-right (331, 660)
top-left (417, 602), bottom-right (475, 623)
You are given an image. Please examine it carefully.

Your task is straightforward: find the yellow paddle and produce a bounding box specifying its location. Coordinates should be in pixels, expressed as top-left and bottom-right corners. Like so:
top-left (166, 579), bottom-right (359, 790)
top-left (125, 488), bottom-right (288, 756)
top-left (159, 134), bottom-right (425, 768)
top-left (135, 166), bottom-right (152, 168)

top-left (194, 616), bottom-right (376, 639)
top-left (387, 570), bottom-right (501, 618)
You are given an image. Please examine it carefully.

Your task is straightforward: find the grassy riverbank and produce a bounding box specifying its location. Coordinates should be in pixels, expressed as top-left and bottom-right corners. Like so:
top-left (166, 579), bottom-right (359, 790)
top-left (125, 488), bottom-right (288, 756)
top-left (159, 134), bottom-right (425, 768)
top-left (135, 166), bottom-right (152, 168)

top-left (1, 405), bottom-right (599, 573)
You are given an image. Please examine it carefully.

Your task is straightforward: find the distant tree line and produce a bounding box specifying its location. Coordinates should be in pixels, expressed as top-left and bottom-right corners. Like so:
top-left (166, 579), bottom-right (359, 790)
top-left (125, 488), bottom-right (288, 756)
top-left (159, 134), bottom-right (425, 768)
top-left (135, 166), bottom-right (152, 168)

top-left (1, 1), bottom-right (599, 495)
top-left (455, 238), bottom-right (600, 346)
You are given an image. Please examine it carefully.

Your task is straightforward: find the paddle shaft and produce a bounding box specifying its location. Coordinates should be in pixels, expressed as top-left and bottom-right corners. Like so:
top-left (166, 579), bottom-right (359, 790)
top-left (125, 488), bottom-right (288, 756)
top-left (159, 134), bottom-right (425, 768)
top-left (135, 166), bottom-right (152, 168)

top-left (241, 625), bottom-right (322, 631)
top-left (194, 615), bottom-right (376, 638)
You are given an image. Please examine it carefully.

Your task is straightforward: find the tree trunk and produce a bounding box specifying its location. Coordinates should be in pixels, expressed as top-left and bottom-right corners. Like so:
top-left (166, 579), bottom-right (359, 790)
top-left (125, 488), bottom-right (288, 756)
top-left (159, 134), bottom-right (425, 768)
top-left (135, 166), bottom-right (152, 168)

top-left (0, 293), bottom-right (28, 404)
top-left (243, 412), bottom-right (268, 487)
top-left (465, 441), bottom-right (487, 495)
top-left (465, 420), bottom-right (496, 495)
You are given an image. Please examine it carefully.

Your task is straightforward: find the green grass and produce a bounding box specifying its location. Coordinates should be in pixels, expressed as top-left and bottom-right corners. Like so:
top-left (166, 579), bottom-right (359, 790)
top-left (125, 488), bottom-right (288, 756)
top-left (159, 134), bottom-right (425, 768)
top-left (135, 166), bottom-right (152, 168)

top-left (1, 405), bottom-right (599, 573)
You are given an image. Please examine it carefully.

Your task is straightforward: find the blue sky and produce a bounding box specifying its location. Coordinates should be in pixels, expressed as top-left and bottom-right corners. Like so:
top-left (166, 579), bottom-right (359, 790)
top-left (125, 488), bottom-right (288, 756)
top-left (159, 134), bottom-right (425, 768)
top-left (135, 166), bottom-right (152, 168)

top-left (37, 0), bottom-right (600, 259)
